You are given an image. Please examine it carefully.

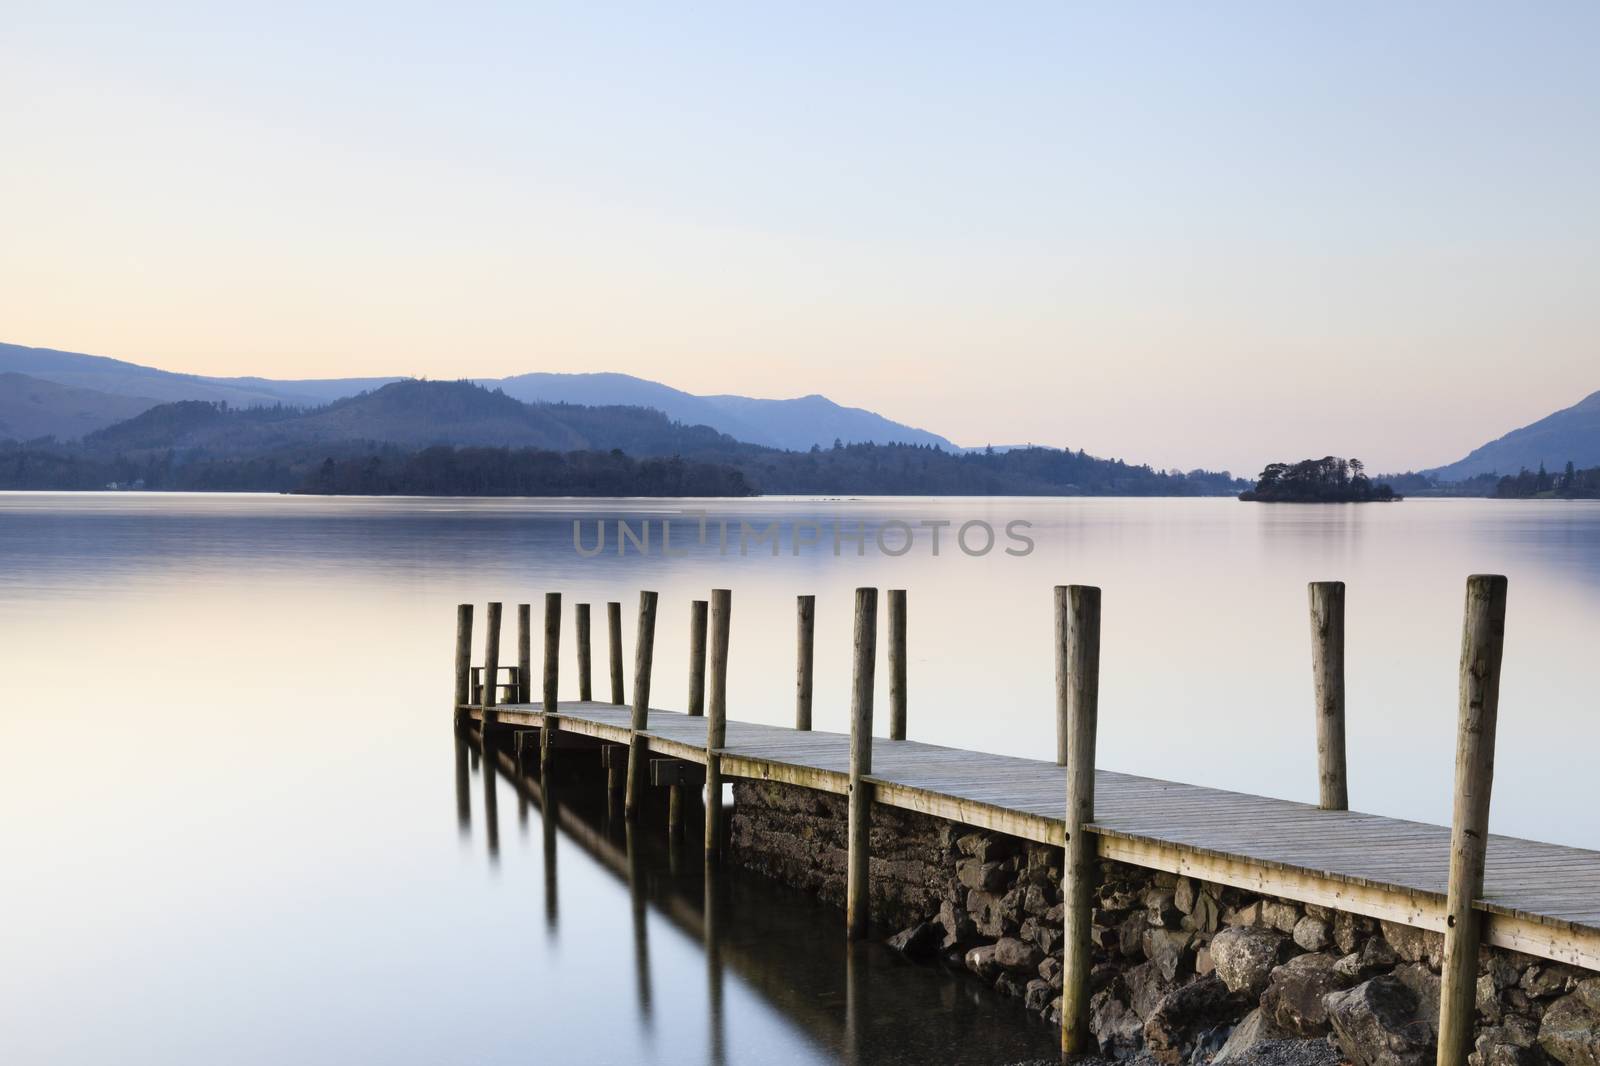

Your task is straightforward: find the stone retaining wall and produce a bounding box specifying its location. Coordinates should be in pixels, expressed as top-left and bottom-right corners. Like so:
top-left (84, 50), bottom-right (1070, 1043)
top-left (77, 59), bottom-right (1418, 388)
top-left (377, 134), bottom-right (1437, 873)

top-left (727, 780), bottom-right (1599, 1066)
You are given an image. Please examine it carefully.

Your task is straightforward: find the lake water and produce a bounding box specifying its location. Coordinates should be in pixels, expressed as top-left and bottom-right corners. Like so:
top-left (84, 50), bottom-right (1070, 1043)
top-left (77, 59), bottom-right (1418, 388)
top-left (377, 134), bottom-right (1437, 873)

top-left (2, 493), bottom-right (1597, 1064)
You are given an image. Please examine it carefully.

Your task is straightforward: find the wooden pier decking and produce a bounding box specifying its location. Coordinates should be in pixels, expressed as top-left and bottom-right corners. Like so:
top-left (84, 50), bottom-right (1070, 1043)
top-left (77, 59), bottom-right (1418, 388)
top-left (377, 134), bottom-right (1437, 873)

top-left (465, 698), bottom-right (1600, 972)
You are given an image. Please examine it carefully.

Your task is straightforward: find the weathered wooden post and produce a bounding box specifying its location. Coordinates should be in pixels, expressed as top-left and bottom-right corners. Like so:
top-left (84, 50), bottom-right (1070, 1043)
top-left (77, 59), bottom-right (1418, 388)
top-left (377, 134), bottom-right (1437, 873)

top-left (454, 604), bottom-right (473, 724)
top-left (624, 591), bottom-right (660, 819)
top-left (847, 587), bottom-right (878, 940)
top-left (688, 599), bottom-right (709, 716)
top-left (483, 602), bottom-right (503, 720)
top-left (1053, 585), bottom-right (1069, 766)
top-left (1309, 581), bottom-right (1349, 810)
top-left (1061, 584), bottom-right (1101, 1059)
top-left (575, 603), bottom-right (593, 702)
top-left (608, 601), bottom-right (625, 705)
top-left (704, 588), bottom-right (732, 859)
top-left (540, 592), bottom-right (561, 776)
top-left (517, 602), bottom-right (532, 703)
top-left (888, 588), bottom-right (907, 740)
top-left (796, 594), bottom-right (815, 731)
top-left (1437, 575), bottom-right (1508, 1066)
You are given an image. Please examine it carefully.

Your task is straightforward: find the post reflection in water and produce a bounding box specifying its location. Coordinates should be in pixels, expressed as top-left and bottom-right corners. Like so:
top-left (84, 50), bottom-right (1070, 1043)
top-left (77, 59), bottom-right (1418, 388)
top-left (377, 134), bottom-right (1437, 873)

top-left (455, 730), bottom-right (1057, 1065)
top-left (481, 731), bottom-right (499, 864)
top-left (453, 728), bottom-right (471, 837)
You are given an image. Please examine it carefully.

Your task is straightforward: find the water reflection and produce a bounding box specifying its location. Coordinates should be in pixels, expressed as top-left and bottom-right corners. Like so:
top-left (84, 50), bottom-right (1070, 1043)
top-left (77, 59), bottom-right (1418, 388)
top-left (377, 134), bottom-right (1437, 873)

top-left (461, 724), bottom-right (1058, 1065)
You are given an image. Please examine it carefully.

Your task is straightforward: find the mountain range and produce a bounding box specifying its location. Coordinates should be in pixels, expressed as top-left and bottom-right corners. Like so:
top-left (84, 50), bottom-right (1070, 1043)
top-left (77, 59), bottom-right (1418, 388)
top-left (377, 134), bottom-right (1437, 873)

top-left (0, 342), bottom-right (952, 452)
top-left (1426, 389), bottom-right (1600, 481)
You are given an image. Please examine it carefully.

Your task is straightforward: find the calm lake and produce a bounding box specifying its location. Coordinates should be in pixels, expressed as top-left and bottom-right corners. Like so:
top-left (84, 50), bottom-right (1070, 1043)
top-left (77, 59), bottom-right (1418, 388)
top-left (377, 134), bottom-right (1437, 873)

top-left (3, 493), bottom-right (1597, 1064)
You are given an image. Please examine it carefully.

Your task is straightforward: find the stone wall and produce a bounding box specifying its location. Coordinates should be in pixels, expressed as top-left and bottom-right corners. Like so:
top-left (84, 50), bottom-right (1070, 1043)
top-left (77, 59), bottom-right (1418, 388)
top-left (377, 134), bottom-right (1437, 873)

top-left (727, 780), bottom-right (1600, 1066)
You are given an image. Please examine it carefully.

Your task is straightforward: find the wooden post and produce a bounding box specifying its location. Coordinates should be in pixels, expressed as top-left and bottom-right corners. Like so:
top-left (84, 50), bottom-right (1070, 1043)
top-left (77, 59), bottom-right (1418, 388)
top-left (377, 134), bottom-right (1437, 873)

top-left (888, 588), bottom-right (907, 740)
top-left (1061, 584), bottom-right (1101, 1059)
top-left (1437, 575), bottom-right (1508, 1066)
top-left (623, 591), bottom-right (659, 819)
top-left (1053, 585), bottom-right (1069, 766)
top-left (575, 603), bottom-right (593, 702)
top-left (796, 594), bottom-right (815, 731)
top-left (668, 782), bottom-right (683, 838)
top-left (540, 592), bottom-right (561, 775)
top-left (608, 601), bottom-right (625, 705)
top-left (846, 587), bottom-right (878, 940)
top-left (483, 602), bottom-right (503, 716)
top-left (688, 599), bottom-right (709, 717)
top-left (1309, 581), bottom-right (1349, 811)
top-left (517, 603), bottom-right (532, 703)
top-left (704, 588), bottom-right (732, 859)
top-left (454, 604), bottom-right (473, 723)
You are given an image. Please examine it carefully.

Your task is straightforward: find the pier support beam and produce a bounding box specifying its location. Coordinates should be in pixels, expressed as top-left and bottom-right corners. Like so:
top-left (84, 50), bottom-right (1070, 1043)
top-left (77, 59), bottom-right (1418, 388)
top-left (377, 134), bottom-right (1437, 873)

top-left (453, 604), bottom-right (473, 724)
top-left (1060, 584), bottom-right (1101, 1059)
top-left (688, 599), bottom-right (708, 717)
top-left (888, 588), bottom-right (907, 741)
top-left (1437, 575), bottom-right (1508, 1066)
top-left (847, 586), bottom-right (878, 940)
top-left (608, 601), bottom-right (625, 705)
top-left (1309, 581), bottom-right (1349, 810)
top-left (540, 592), bottom-right (561, 776)
top-left (517, 602), bottom-right (532, 704)
top-left (575, 603), bottom-right (593, 702)
top-left (704, 589), bottom-right (732, 859)
top-left (624, 591), bottom-right (660, 819)
top-left (796, 595), bottom-right (815, 731)
top-left (483, 602), bottom-right (503, 725)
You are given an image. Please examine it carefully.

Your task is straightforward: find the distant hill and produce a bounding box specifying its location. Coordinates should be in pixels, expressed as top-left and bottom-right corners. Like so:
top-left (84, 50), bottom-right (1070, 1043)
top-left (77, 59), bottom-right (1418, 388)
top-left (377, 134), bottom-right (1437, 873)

top-left (1, 341), bottom-right (951, 451)
top-left (0, 372), bottom-right (154, 442)
top-left (1430, 389), bottom-right (1600, 480)
top-left (489, 372), bottom-right (954, 451)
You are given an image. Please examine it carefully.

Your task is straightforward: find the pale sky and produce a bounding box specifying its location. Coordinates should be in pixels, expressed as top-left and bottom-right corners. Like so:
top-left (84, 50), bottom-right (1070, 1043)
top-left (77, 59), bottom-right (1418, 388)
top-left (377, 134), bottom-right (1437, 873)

top-left (2, 2), bottom-right (1596, 475)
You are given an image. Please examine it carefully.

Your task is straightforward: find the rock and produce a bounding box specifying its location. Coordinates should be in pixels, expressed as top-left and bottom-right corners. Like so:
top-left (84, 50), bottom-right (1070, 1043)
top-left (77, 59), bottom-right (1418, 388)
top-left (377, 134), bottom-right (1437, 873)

top-left (1175, 877), bottom-right (1199, 914)
top-left (1188, 891), bottom-right (1222, 935)
top-left (1023, 881), bottom-right (1053, 917)
top-left (1025, 977), bottom-right (1055, 1013)
top-left (993, 936), bottom-right (1044, 973)
top-left (1523, 963), bottom-right (1576, 1000)
top-left (967, 888), bottom-right (1014, 938)
top-left (1225, 901), bottom-right (1265, 928)
top-left (956, 832), bottom-right (1011, 863)
top-left (1334, 910), bottom-right (1372, 955)
top-left (1293, 915), bottom-right (1332, 953)
top-left (1471, 1022), bottom-right (1544, 1066)
top-left (886, 921), bottom-right (941, 959)
top-left (1021, 915), bottom-right (1063, 956)
top-left (995, 971), bottom-right (1028, 999)
top-left (956, 857), bottom-right (1007, 892)
top-left (1477, 974), bottom-right (1502, 1023)
top-left (1196, 946), bottom-right (1215, 977)
top-left (1145, 888), bottom-right (1180, 928)
top-left (1540, 978), bottom-right (1600, 1066)
top-left (1099, 882), bottom-right (1142, 912)
top-left (1262, 900), bottom-right (1302, 934)
top-left (1335, 937), bottom-right (1401, 980)
top-left (1324, 974), bottom-right (1438, 1066)
top-left (1142, 927), bottom-right (1196, 982)
top-left (936, 898), bottom-right (978, 950)
top-left (1143, 975), bottom-right (1244, 1064)
top-left (1306, 904), bottom-right (1333, 921)
top-left (1260, 952), bottom-right (1350, 1037)
top-left (964, 943), bottom-right (1001, 981)
top-left (1126, 959), bottom-right (1176, 1020)
top-left (1214, 1007), bottom-right (1295, 1064)
top-left (1211, 925), bottom-right (1290, 996)
top-left (1380, 920), bottom-right (1445, 968)
top-left (1039, 954), bottom-right (1063, 986)
top-left (1090, 989), bottom-right (1146, 1059)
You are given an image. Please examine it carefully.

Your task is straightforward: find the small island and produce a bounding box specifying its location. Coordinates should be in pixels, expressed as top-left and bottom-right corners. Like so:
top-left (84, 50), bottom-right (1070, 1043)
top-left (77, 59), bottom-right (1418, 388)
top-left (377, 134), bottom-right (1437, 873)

top-left (1239, 456), bottom-right (1402, 502)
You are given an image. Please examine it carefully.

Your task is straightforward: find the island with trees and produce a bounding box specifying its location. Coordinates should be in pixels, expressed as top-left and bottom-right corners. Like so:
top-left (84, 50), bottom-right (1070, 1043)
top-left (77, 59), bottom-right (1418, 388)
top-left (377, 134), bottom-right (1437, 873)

top-left (1239, 456), bottom-right (1401, 502)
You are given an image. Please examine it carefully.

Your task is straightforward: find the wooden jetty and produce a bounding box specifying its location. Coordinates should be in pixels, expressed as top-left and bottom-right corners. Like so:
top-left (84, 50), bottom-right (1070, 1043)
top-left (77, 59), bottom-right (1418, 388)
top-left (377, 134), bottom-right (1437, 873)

top-left (453, 579), bottom-right (1600, 1065)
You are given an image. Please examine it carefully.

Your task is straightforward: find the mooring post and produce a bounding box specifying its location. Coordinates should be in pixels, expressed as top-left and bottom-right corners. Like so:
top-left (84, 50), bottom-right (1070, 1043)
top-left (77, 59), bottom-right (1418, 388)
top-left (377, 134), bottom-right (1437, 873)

top-left (688, 599), bottom-right (709, 717)
top-left (1309, 581), bottom-right (1349, 810)
top-left (846, 587), bottom-right (879, 940)
top-left (796, 594), bottom-right (815, 731)
top-left (575, 603), bottom-right (593, 702)
top-left (516, 603), bottom-right (532, 703)
top-left (540, 592), bottom-right (561, 776)
top-left (1061, 584), bottom-right (1101, 1059)
top-left (483, 602), bottom-right (503, 725)
top-left (1053, 585), bottom-right (1070, 766)
top-left (704, 588), bottom-right (732, 859)
top-left (668, 780), bottom-right (683, 839)
top-left (888, 588), bottom-right (907, 740)
top-left (454, 604), bottom-right (473, 725)
top-left (624, 591), bottom-right (660, 819)
top-left (1437, 575), bottom-right (1508, 1066)
top-left (608, 600), bottom-right (625, 705)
